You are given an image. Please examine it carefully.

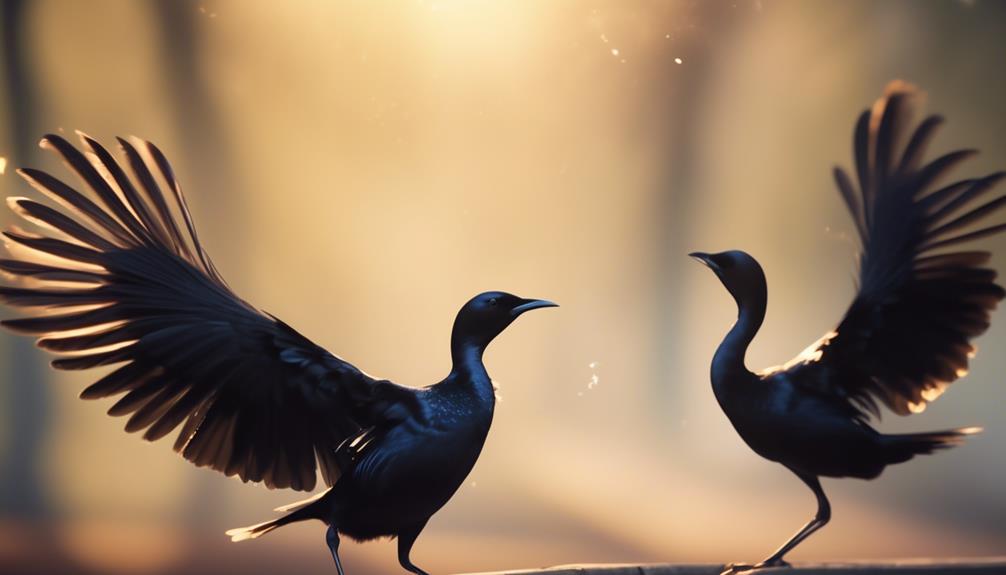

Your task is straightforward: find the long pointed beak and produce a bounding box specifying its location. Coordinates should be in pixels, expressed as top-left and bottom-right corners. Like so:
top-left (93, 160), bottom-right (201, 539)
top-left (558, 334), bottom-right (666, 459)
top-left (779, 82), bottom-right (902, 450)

top-left (511, 298), bottom-right (559, 317)
top-left (689, 252), bottom-right (715, 268)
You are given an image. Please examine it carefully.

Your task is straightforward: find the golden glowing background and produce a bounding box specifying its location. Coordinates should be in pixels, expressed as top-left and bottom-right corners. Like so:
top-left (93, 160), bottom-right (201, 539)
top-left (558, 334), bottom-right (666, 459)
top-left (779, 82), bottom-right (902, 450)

top-left (2, 1), bottom-right (1005, 573)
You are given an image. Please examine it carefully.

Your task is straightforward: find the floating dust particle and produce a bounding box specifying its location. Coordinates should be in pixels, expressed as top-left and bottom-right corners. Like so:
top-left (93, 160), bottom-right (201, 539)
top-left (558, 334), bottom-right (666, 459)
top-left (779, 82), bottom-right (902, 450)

top-left (586, 361), bottom-right (600, 391)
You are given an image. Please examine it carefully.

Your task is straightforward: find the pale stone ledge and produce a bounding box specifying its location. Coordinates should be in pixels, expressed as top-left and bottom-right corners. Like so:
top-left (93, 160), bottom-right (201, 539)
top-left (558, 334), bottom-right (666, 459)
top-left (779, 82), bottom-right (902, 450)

top-left (462, 558), bottom-right (1006, 575)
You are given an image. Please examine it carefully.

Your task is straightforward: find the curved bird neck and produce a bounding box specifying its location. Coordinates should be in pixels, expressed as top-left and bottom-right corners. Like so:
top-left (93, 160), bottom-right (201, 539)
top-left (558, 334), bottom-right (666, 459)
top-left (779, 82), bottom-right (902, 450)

top-left (448, 337), bottom-right (495, 405)
top-left (712, 283), bottom-right (766, 388)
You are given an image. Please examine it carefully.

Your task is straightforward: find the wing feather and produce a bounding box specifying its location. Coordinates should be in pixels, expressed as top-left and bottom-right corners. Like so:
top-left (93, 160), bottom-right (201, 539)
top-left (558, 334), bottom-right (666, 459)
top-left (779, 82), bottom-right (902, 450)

top-left (784, 82), bottom-right (1005, 417)
top-left (0, 133), bottom-right (412, 490)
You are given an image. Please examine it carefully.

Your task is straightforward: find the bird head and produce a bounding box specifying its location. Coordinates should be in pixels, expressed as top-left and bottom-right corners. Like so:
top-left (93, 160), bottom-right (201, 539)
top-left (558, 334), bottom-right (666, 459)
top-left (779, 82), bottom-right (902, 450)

top-left (689, 250), bottom-right (767, 306)
top-left (452, 291), bottom-right (558, 351)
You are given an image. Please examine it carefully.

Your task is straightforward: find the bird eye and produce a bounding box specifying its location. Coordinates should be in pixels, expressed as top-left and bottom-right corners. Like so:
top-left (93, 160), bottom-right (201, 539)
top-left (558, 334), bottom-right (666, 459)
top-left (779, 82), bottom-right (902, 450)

top-left (488, 297), bottom-right (498, 306)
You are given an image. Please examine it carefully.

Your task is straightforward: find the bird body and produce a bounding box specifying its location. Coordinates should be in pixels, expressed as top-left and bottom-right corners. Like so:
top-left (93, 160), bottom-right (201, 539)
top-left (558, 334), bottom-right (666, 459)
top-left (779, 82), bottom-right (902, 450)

top-left (328, 370), bottom-right (495, 541)
top-left (0, 132), bottom-right (556, 575)
top-left (712, 286), bottom-right (965, 482)
top-left (226, 301), bottom-right (543, 575)
top-left (222, 340), bottom-right (508, 574)
top-left (691, 81), bottom-right (1003, 573)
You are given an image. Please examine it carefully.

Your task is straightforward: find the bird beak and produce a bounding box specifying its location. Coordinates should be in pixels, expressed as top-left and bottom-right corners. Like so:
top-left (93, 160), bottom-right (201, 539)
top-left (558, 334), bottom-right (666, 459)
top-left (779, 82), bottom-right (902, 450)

top-left (511, 298), bottom-right (559, 317)
top-left (689, 252), bottom-right (717, 269)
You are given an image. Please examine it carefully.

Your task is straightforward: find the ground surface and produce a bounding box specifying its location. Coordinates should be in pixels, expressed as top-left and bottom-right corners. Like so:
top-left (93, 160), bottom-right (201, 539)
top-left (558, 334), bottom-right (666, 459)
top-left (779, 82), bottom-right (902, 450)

top-left (464, 559), bottom-right (1006, 575)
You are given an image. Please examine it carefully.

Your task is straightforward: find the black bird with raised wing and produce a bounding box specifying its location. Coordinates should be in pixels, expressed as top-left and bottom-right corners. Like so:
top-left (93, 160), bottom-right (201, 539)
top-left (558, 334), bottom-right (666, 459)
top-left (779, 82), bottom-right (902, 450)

top-left (0, 133), bottom-right (557, 575)
top-left (691, 82), bottom-right (1004, 574)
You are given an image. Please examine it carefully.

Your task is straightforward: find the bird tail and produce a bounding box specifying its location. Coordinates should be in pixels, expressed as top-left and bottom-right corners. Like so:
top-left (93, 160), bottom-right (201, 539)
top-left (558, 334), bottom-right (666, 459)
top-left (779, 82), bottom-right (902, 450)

top-left (225, 496), bottom-right (324, 542)
top-left (225, 518), bottom-right (288, 542)
top-left (880, 426), bottom-right (981, 464)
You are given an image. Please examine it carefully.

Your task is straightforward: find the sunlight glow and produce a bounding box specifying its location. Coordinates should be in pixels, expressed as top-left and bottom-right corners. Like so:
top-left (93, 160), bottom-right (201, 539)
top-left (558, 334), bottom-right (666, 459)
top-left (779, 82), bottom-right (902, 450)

top-left (3, 2), bottom-right (1003, 571)
top-left (759, 330), bottom-right (836, 375)
top-left (921, 384), bottom-right (948, 403)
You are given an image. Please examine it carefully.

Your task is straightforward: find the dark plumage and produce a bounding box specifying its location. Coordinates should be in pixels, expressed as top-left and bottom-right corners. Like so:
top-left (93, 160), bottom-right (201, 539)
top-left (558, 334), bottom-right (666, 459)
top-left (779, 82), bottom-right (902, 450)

top-left (0, 132), bottom-right (557, 575)
top-left (691, 82), bottom-right (1004, 574)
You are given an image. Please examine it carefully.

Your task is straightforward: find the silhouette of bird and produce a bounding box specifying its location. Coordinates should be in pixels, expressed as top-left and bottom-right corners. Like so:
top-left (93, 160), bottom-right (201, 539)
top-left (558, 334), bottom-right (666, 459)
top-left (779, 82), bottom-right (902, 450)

top-left (690, 82), bottom-right (1004, 574)
top-left (0, 132), bottom-right (557, 575)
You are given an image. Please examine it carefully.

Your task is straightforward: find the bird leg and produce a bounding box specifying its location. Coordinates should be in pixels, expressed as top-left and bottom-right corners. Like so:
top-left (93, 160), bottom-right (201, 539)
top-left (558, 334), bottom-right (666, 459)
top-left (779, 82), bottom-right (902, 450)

top-left (759, 472), bottom-right (831, 566)
top-left (397, 521), bottom-right (430, 575)
top-left (720, 472), bottom-right (831, 575)
top-left (327, 525), bottom-right (346, 575)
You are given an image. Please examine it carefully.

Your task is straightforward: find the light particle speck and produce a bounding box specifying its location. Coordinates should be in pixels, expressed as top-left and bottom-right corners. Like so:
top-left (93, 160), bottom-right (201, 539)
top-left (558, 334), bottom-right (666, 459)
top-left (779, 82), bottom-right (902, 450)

top-left (611, 48), bottom-right (619, 56)
top-left (0, 157), bottom-right (6, 175)
top-left (674, 57), bottom-right (683, 65)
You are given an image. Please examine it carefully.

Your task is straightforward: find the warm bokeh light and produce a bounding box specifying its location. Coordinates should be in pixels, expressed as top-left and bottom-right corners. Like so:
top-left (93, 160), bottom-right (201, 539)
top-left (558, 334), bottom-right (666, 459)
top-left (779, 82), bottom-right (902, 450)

top-left (2, 1), bottom-right (1005, 574)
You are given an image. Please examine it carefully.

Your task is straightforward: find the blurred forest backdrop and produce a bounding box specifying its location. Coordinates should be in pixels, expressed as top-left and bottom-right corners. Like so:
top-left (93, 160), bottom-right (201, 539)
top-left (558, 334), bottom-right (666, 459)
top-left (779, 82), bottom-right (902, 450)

top-left (1, 1), bottom-right (1005, 574)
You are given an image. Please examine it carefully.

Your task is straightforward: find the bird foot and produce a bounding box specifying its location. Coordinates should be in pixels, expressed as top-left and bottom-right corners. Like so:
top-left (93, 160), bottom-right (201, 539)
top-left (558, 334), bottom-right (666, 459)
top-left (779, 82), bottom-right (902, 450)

top-left (720, 559), bottom-right (791, 575)
top-left (720, 564), bottom-right (754, 575)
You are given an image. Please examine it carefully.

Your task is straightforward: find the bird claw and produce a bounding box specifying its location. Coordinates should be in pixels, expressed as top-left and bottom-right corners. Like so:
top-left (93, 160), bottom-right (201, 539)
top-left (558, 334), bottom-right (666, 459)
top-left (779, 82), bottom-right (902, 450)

top-left (720, 559), bottom-right (791, 575)
top-left (755, 558), bottom-right (792, 569)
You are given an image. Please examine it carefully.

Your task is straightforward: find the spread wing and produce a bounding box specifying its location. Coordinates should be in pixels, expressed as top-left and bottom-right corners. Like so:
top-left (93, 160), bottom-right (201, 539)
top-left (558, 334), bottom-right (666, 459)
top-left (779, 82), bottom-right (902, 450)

top-left (780, 82), bottom-right (1006, 418)
top-left (0, 132), bottom-right (417, 491)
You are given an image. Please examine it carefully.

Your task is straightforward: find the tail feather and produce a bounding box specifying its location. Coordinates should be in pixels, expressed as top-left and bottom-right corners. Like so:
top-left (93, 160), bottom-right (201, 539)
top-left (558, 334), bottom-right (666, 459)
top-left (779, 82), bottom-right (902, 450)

top-left (273, 490), bottom-right (327, 513)
top-left (881, 426), bottom-right (981, 464)
top-left (225, 519), bottom-right (286, 542)
top-left (225, 498), bottom-right (323, 542)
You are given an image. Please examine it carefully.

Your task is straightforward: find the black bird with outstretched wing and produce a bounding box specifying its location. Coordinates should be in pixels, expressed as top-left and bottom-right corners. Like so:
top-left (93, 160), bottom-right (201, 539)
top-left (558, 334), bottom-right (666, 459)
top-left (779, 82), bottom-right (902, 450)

top-left (0, 133), bottom-right (557, 575)
top-left (690, 82), bottom-right (1003, 574)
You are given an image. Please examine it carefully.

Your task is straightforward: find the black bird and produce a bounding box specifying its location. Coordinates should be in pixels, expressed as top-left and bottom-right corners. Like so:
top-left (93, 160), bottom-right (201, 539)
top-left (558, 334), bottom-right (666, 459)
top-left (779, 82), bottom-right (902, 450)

top-left (0, 132), bottom-right (557, 575)
top-left (690, 82), bottom-right (1004, 574)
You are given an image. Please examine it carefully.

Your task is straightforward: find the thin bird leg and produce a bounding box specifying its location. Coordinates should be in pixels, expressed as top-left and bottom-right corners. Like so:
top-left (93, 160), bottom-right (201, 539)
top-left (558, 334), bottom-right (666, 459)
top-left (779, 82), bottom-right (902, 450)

top-left (757, 472), bottom-right (831, 568)
top-left (327, 525), bottom-right (346, 575)
top-left (397, 521), bottom-right (430, 575)
top-left (721, 473), bottom-right (831, 575)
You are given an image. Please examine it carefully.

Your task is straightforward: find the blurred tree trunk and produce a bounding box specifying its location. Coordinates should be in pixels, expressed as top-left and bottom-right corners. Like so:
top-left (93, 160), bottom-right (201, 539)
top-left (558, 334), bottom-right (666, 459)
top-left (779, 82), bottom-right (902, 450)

top-left (150, 0), bottom-right (236, 219)
top-left (647, 3), bottom-right (745, 421)
top-left (0, 0), bottom-right (51, 519)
